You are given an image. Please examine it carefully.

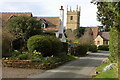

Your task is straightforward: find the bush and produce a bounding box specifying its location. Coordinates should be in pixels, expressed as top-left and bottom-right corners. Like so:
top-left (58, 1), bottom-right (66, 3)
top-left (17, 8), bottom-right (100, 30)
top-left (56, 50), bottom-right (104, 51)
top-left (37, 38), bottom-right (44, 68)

top-left (108, 53), bottom-right (117, 63)
top-left (62, 42), bottom-right (68, 53)
top-left (27, 35), bottom-right (64, 57)
top-left (98, 45), bottom-right (109, 51)
top-left (74, 44), bottom-right (88, 56)
top-left (46, 36), bottom-right (63, 56)
top-left (88, 45), bottom-right (97, 52)
top-left (17, 52), bottom-right (29, 60)
top-left (27, 35), bottom-right (52, 57)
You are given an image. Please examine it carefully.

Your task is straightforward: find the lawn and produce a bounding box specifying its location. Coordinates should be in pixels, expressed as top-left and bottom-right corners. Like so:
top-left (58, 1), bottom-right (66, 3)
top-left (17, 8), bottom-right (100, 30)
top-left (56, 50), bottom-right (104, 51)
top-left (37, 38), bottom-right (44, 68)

top-left (94, 61), bottom-right (118, 79)
top-left (96, 61), bottom-right (110, 73)
top-left (95, 69), bottom-right (117, 78)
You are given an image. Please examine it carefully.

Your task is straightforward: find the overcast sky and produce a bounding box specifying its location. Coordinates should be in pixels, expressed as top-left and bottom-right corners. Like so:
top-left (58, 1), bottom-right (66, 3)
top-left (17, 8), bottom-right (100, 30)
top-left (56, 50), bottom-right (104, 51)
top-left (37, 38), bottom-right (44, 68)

top-left (0, 0), bottom-right (101, 27)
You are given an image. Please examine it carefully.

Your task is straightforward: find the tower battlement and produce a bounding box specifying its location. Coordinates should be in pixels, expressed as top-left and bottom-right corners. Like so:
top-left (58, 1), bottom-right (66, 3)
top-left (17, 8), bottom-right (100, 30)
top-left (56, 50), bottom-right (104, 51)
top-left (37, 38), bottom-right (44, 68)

top-left (66, 5), bottom-right (80, 31)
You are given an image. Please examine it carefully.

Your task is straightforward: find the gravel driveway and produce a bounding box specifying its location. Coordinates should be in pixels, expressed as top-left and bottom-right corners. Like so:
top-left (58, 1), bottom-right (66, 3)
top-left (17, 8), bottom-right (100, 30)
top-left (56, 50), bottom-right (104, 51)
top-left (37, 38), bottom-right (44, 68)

top-left (2, 67), bottom-right (45, 78)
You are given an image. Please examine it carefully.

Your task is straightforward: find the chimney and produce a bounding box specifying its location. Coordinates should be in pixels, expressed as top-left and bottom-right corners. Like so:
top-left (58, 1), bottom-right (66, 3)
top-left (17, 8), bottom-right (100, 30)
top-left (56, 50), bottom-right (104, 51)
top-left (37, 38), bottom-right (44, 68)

top-left (60, 6), bottom-right (64, 10)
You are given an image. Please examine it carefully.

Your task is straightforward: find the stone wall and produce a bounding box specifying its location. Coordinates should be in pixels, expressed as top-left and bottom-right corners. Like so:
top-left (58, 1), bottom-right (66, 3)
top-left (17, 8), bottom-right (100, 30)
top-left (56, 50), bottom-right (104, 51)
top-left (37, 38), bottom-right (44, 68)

top-left (2, 60), bottom-right (67, 69)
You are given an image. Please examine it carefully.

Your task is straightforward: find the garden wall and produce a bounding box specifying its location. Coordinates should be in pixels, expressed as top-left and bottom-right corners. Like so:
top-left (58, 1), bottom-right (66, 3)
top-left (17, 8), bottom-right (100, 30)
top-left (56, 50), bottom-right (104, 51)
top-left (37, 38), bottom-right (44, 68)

top-left (2, 60), bottom-right (67, 69)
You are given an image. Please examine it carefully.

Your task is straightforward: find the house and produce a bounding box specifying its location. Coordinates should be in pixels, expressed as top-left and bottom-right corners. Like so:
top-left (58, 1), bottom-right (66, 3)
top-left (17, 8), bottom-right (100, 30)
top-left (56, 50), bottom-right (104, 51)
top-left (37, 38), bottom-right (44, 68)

top-left (1, 12), bottom-right (32, 25)
top-left (81, 27), bottom-right (110, 46)
top-left (95, 32), bottom-right (110, 46)
top-left (83, 27), bottom-right (99, 39)
top-left (34, 17), bottom-right (60, 32)
top-left (1, 12), bottom-right (60, 32)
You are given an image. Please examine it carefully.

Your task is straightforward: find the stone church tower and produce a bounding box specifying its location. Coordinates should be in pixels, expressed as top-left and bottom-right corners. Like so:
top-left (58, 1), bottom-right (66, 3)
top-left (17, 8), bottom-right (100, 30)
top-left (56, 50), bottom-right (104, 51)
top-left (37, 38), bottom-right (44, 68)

top-left (66, 5), bottom-right (80, 31)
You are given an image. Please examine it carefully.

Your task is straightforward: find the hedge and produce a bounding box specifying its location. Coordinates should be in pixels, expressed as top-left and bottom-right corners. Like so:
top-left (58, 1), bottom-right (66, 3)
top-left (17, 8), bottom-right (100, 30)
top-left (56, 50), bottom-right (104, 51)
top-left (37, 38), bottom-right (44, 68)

top-left (46, 36), bottom-right (63, 56)
top-left (109, 27), bottom-right (120, 62)
top-left (27, 35), bottom-right (52, 57)
top-left (27, 35), bottom-right (64, 57)
top-left (88, 45), bottom-right (97, 52)
top-left (62, 42), bottom-right (68, 53)
top-left (98, 45), bottom-right (109, 51)
top-left (73, 44), bottom-right (88, 56)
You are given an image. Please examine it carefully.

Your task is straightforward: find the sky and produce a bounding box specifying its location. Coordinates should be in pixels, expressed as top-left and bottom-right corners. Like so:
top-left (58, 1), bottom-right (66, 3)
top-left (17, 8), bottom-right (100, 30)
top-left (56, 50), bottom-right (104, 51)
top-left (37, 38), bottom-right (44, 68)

top-left (0, 0), bottom-right (102, 27)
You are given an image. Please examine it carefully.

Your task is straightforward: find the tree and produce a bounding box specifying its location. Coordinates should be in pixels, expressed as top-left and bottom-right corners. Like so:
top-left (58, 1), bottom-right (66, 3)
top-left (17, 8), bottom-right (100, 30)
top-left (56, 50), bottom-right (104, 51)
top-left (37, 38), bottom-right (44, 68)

top-left (7, 16), bottom-right (42, 51)
top-left (91, 1), bottom-right (120, 78)
top-left (2, 27), bottom-right (16, 57)
top-left (78, 28), bottom-right (94, 45)
top-left (65, 27), bottom-right (85, 43)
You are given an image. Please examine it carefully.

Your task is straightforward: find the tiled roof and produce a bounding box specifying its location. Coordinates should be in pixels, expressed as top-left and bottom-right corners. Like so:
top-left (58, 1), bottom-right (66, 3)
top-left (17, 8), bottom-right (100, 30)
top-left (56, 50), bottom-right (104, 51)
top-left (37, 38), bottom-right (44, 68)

top-left (82, 27), bottom-right (99, 39)
top-left (34, 17), bottom-right (60, 26)
top-left (34, 17), bottom-right (60, 32)
top-left (1, 12), bottom-right (32, 23)
top-left (99, 32), bottom-right (110, 40)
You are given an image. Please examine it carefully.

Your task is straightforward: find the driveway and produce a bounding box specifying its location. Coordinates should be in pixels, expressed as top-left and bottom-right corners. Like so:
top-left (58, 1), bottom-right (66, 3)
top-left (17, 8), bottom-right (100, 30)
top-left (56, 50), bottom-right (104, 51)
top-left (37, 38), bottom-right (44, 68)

top-left (28, 51), bottom-right (110, 78)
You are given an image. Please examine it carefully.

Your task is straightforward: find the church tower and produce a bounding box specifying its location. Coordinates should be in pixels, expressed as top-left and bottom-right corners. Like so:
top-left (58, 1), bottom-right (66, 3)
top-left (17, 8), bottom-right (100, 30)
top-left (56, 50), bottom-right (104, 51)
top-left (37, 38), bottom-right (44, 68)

top-left (66, 5), bottom-right (80, 31)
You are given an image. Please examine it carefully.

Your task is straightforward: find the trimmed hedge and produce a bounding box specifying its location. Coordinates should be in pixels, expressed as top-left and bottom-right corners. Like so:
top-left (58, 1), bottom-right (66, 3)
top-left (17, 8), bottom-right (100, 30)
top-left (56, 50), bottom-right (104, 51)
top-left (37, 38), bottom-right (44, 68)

top-left (98, 45), bottom-right (109, 51)
top-left (27, 35), bottom-right (64, 57)
top-left (88, 45), bottom-right (97, 52)
top-left (46, 36), bottom-right (63, 56)
top-left (27, 35), bottom-right (52, 57)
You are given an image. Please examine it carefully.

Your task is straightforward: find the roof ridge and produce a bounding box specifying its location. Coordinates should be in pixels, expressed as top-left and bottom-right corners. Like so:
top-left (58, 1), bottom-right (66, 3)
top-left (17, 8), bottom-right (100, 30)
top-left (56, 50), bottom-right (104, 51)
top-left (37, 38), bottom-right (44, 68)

top-left (34, 16), bottom-right (59, 18)
top-left (0, 12), bottom-right (32, 13)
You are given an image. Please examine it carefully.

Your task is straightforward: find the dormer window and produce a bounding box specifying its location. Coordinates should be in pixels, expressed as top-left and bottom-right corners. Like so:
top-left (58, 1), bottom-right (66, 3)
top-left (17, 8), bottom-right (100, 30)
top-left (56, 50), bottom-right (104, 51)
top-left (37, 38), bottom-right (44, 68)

top-left (9, 15), bottom-right (17, 19)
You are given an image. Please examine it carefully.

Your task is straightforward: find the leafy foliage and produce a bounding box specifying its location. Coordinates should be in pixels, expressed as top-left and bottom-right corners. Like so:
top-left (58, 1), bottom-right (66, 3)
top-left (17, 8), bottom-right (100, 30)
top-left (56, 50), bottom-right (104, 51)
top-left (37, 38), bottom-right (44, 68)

top-left (27, 35), bottom-right (52, 57)
top-left (62, 42), bottom-right (68, 53)
top-left (73, 44), bottom-right (88, 56)
top-left (88, 45), bottom-right (97, 52)
top-left (7, 16), bottom-right (42, 51)
top-left (46, 36), bottom-right (63, 56)
top-left (109, 27), bottom-right (120, 62)
top-left (2, 28), bottom-right (16, 57)
top-left (27, 35), bottom-right (64, 57)
top-left (75, 27), bottom-right (85, 38)
top-left (98, 45), bottom-right (109, 51)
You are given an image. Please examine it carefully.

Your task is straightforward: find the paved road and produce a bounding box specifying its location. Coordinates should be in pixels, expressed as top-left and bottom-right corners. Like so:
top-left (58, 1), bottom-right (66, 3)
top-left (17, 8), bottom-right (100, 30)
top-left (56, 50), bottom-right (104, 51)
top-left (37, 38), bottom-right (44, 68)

top-left (28, 51), bottom-right (110, 78)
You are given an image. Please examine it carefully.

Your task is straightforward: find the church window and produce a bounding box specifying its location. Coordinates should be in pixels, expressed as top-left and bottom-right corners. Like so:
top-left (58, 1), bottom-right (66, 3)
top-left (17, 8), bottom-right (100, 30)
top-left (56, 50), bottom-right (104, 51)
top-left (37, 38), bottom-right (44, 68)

top-left (70, 16), bottom-right (73, 20)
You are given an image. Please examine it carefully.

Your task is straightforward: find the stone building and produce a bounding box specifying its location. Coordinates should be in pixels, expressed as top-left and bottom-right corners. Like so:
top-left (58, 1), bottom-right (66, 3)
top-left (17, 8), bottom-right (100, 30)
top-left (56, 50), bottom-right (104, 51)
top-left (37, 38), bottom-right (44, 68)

top-left (66, 6), bottom-right (80, 31)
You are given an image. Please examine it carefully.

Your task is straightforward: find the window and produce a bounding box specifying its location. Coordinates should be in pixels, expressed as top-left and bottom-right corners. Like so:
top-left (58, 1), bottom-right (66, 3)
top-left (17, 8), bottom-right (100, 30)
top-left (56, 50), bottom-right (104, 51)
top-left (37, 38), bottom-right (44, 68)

top-left (70, 16), bottom-right (73, 20)
top-left (97, 41), bottom-right (100, 45)
top-left (58, 34), bottom-right (62, 38)
top-left (9, 15), bottom-right (16, 19)
top-left (103, 41), bottom-right (108, 45)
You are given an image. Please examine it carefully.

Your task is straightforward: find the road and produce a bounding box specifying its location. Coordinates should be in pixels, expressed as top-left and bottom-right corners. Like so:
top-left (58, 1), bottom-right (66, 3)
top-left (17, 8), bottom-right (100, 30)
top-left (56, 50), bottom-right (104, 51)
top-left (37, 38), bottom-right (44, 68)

top-left (28, 51), bottom-right (110, 78)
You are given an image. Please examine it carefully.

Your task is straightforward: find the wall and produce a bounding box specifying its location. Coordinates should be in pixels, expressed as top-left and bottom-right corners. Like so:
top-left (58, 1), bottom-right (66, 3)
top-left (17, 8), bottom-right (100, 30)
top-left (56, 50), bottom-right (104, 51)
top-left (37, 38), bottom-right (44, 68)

top-left (95, 35), bottom-right (103, 46)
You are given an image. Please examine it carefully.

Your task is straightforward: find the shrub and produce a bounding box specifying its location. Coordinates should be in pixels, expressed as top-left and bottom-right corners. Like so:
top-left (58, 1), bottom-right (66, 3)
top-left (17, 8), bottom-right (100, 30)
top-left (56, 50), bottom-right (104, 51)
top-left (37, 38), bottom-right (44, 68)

top-left (74, 44), bottom-right (88, 56)
top-left (46, 36), bottom-right (63, 56)
top-left (98, 45), bottom-right (109, 51)
top-left (27, 35), bottom-right (52, 57)
top-left (17, 52), bottom-right (29, 60)
top-left (62, 42), bottom-right (68, 53)
top-left (88, 45), bottom-right (97, 52)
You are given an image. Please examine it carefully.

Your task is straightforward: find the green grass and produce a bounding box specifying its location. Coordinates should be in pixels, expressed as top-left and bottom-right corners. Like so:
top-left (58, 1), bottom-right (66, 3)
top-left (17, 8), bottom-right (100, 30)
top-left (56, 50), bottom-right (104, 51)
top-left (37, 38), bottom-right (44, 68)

top-left (95, 69), bottom-right (117, 78)
top-left (96, 62), bottom-right (110, 73)
top-left (94, 61), bottom-right (118, 79)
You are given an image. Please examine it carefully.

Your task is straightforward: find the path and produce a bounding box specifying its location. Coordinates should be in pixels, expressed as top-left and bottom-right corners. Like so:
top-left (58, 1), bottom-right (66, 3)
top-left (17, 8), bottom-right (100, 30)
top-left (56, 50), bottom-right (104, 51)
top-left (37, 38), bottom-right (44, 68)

top-left (28, 51), bottom-right (110, 78)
